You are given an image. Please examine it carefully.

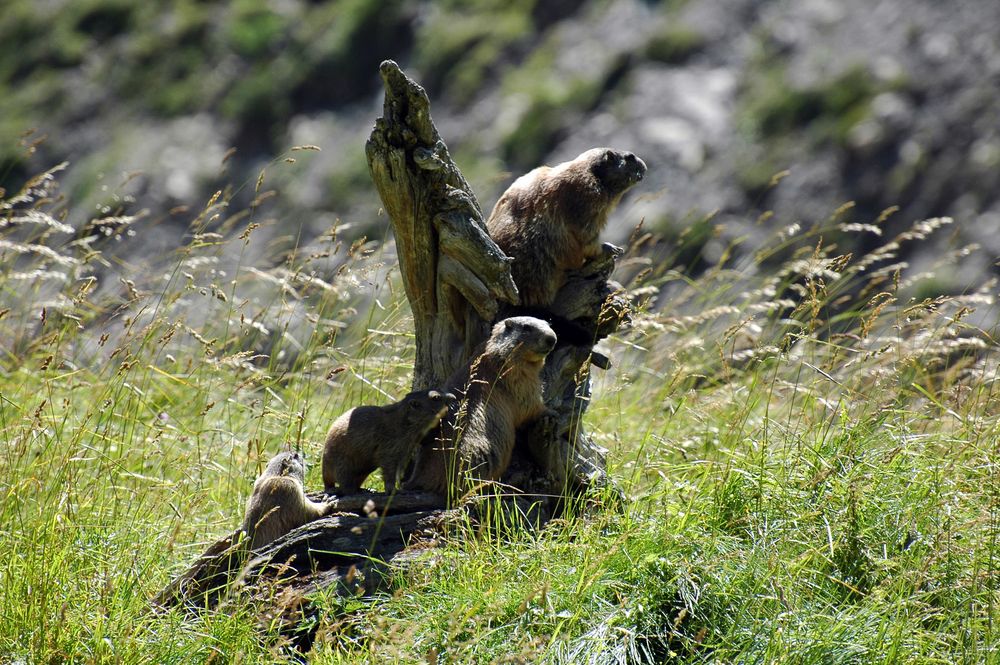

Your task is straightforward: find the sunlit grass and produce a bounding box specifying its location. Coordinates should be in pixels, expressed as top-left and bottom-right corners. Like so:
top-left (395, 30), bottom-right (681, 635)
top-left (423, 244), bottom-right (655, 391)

top-left (1, 157), bottom-right (998, 663)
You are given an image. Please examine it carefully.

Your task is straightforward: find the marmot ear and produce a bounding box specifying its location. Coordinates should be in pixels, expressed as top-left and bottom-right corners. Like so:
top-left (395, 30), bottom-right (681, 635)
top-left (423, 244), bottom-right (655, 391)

top-left (591, 150), bottom-right (616, 179)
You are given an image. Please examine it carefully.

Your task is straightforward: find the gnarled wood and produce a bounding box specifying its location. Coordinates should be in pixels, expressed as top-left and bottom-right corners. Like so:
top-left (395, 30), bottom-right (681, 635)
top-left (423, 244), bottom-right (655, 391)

top-left (366, 61), bottom-right (519, 388)
top-left (366, 60), bottom-right (625, 499)
top-left (240, 509), bottom-right (445, 585)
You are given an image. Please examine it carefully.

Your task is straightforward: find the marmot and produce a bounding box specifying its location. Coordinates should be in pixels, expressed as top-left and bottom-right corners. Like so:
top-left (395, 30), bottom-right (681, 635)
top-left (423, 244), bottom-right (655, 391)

top-left (322, 389), bottom-right (457, 493)
top-left (242, 451), bottom-right (331, 550)
top-left (486, 147), bottom-right (646, 307)
top-left (405, 316), bottom-right (556, 497)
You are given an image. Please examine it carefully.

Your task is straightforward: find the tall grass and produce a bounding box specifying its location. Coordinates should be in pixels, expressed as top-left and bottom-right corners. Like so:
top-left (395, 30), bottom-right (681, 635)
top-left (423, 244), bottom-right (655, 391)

top-left (1, 157), bottom-right (997, 663)
top-left (0, 153), bottom-right (413, 661)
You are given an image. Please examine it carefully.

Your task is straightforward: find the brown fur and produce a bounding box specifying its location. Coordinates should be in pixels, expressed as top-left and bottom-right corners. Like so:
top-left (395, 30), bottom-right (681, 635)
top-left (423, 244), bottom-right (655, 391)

top-left (322, 389), bottom-right (456, 493)
top-left (486, 147), bottom-right (646, 306)
top-left (242, 451), bottom-right (330, 550)
top-left (405, 316), bottom-right (556, 497)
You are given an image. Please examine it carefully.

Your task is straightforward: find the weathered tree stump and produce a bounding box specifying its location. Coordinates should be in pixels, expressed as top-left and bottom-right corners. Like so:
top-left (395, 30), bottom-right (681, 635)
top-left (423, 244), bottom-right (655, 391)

top-left (152, 491), bottom-right (449, 612)
top-left (366, 61), bottom-right (518, 385)
top-left (366, 60), bottom-right (623, 500)
top-left (155, 60), bottom-right (629, 643)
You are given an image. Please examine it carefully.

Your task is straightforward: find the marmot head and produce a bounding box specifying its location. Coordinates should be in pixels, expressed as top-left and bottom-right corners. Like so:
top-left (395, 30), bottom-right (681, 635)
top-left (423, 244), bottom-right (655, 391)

top-left (584, 148), bottom-right (647, 197)
top-left (493, 316), bottom-right (558, 363)
top-left (264, 450), bottom-right (307, 481)
top-left (402, 389), bottom-right (457, 425)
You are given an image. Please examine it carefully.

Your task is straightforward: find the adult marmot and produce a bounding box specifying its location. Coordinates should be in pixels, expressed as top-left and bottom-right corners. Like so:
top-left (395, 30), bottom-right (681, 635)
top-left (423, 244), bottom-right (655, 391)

top-left (486, 147), bottom-right (646, 307)
top-left (405, 316), bottom-right (556, 497)
top-left (242, 451), bottom-right (331, 550)
top-left (322, 389), bottom-right (456, 493)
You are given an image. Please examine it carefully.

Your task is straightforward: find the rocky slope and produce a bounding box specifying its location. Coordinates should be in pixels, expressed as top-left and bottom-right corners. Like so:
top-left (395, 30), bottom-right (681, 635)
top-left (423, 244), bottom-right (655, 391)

top-left (3, 0), bottom-right (999, 295)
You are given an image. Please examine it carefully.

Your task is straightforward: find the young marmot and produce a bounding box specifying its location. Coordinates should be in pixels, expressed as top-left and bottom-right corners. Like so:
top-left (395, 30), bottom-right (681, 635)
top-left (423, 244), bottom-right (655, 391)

top-left (322, 389), bottom-right (457, 494)
top-left (242, 451), bottom-right (331, 550)
top-left (486, 147), bottom-right (646, 307)
top-left (405, 316), bottom-right (557, 497)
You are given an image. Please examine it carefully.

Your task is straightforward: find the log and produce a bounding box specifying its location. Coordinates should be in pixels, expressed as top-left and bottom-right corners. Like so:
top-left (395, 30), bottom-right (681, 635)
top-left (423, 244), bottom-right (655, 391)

top-left (152, 491), bottom-right (449, 611)
top-left (240, 510), bottom-right (443, 584)
top-left (151, 531), bottom-right (248, 611)
top-left (304, 490), bottom-right (446, 514)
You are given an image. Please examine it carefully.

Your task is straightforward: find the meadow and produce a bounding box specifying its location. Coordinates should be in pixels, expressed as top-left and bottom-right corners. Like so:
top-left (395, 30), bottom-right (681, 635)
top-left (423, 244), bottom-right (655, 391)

top-left (1, 154), bottom-right (998, 663)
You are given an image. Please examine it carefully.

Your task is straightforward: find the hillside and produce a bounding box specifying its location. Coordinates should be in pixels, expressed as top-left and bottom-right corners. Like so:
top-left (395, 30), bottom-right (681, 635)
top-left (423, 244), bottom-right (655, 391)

top-left (2, 1), bottom-right (999, 662)
top-left (3, 0), bottom-right (999, 296)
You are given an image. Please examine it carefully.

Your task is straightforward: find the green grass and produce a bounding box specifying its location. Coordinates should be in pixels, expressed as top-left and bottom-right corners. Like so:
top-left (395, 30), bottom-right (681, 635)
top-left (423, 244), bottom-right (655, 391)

top-left (1, 159), bottom-right (998, 663)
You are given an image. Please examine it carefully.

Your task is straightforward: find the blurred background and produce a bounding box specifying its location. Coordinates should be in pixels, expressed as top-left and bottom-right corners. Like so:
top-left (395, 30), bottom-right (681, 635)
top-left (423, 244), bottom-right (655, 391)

top-left (2, 0), bottom-right (999, 298)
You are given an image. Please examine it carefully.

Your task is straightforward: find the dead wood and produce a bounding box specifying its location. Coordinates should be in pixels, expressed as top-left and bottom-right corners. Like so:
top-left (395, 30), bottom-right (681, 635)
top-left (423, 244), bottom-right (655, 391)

top-left (366, 60), bottom-right (624, 501)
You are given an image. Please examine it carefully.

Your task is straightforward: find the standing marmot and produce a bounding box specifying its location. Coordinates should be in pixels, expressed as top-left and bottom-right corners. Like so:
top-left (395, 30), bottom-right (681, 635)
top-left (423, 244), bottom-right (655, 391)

top-left (242, 451), bottom-right (331, 550)
top-left (486, 147), bottom-right (646, 307)
top-left (405, 316), bottom-right (557, 497)
top-left (322, 389), bottom-right (457, 493)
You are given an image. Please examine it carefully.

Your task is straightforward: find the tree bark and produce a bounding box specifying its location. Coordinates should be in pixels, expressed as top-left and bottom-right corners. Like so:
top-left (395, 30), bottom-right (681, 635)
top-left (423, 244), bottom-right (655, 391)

top-left (366, 60), bottom-right (622, 498)
top-left (365, 60), bottom-right (519, 389)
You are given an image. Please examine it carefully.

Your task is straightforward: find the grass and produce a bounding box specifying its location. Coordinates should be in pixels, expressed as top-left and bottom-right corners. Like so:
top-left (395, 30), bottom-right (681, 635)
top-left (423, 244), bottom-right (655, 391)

top-left (1, 154), bottom-right (999, 664)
